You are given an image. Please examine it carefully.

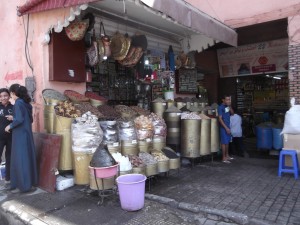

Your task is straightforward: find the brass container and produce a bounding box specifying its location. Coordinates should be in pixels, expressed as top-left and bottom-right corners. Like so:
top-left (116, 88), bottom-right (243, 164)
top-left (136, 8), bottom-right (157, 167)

top-left (200, 118), bottom-right (211, 156)
top-left (181, 119), bottom-right (201, 158)
top-left (176, 102), bottom-right (186, 109)
top-left (138, 140), bottom-right (152, 153)
top-left (72, 151), bottom-right (93, 185)
top-left (44, 104), bottom-right (55, 134)
top-left (54, 115), bottom-right (74, 170)
top-left (121, 140), bottom-right (139, 156)
top-left (107, 143), bottom-right (121, 154)
top-left (43, 97), bottom-right (61, 106)
top-left (166, 101), bottom-right (175, 109)
top-left (151, 102), bottom-right (167, 118)
top-left (164, 112), bottom-right (181, 145)
top-left (157, 160), bottom-right (170, 173)
top-left (119, 169), bottom-right (133, 176)
top-left (186, 102), bottom-right (192, 109)
top-left (145, 163), bottom-right (158, 177)
top-left (152, 137), bottom-right (166, 151)
top-left (89, 174), bottom-right (115, 190)
top-left (210, 118), bottom-right (220, 153)
top-left (132, 166), bottom-right (146, 176)
top-left (169, 158), bottom-right (180, 170)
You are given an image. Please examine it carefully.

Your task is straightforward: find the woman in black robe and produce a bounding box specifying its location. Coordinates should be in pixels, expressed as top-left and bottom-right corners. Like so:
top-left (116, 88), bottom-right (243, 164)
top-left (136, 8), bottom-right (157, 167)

top-left (5, 84), bottom-right (38, 193)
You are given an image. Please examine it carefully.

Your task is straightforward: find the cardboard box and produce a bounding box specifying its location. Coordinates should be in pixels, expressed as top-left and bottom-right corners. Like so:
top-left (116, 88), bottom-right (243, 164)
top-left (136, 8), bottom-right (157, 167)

top-left (283, 134), bottom-right (300, 167)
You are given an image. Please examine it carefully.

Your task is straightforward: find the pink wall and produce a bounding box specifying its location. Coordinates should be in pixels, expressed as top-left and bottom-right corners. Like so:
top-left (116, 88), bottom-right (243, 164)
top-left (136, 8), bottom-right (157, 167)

top-left (186, 0), bottom-right (300, 28)
top-left (0, 1), bottom-right (86, 132)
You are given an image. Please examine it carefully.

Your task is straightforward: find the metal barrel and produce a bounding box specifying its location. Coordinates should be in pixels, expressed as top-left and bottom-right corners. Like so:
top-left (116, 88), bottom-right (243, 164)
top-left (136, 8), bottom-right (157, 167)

top-left (181, 119), bottom-right (201, 158)
top-left (164, 112), bottom-right (181, 145)
top-left (169, 158), bottom-right (180, 170)
top-left (200, 118), bottom-right (211, 156)
top-left (210, 118), bottom-right (220, 153)
top-left (90, 99), bottom-right (107, 107)
top-left (151, 102), bottom-right (167, 118)
top-left (132, 166), bottom-right (146, 176)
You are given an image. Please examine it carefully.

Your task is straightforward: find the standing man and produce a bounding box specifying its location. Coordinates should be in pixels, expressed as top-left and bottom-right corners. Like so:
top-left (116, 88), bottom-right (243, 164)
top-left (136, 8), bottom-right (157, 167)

top-left (218, 94), bottom-right (233, 163)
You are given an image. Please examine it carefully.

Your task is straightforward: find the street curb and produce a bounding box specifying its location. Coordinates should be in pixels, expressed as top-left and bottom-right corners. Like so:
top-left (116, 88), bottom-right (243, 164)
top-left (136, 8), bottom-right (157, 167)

top-left (0, 201), bottom-right (47, 225)
top-left (145, 194), bottom-right (272, 225)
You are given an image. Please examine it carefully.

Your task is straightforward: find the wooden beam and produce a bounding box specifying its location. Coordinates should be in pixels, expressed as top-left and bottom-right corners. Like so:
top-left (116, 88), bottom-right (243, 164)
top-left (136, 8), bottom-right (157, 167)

top-left (225, 3), bottom-right (300, 28)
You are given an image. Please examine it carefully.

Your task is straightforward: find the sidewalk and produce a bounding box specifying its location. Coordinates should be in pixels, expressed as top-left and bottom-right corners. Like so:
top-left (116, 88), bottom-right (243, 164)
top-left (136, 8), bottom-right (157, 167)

top-left (0, 156), bottom-right (299, 225)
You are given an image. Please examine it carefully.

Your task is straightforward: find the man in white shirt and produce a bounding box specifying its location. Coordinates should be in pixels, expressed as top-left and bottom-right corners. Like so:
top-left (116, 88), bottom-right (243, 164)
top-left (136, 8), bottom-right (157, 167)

top-left (230, 108), bottom-right (244, 157)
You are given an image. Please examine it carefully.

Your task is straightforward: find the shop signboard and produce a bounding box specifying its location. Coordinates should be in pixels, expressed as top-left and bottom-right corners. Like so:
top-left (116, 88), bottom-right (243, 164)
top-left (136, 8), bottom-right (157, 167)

top-left (217, 39), bottom-right (288, 78)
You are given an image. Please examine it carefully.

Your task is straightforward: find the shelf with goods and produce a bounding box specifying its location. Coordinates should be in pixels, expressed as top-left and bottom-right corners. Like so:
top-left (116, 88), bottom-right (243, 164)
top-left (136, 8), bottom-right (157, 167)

top-left (87, 60), bottom-right (136, 103)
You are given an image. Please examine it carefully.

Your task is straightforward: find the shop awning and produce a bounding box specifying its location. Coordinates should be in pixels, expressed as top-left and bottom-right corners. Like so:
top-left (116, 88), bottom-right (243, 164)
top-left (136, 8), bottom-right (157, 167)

top-left (140, 0), bottom-right (237, 47)
top-left (17, 0), bottom-right (100, 16)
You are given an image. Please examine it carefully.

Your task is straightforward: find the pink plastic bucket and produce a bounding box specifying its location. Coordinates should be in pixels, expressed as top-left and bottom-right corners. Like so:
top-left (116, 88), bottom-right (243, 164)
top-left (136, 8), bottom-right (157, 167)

top-left (116, 174), bottom-right (147, 211)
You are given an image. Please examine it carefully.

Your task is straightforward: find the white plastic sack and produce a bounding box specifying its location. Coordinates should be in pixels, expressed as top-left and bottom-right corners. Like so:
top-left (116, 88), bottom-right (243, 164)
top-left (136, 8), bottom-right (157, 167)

top-left (281, 98), bottom-right (300, 134)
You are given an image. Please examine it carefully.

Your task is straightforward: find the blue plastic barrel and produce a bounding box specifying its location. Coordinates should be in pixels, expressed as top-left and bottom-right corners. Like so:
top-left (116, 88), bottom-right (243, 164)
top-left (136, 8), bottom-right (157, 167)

top-left (256, 125), bottom-right (273, 150)
top-left (272, 127), bottom-right (283, 150)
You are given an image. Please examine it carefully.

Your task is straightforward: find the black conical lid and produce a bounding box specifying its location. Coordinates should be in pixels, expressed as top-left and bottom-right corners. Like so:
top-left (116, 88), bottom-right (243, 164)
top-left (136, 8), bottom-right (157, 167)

top-left (90, 143), bottom-right (117, 168)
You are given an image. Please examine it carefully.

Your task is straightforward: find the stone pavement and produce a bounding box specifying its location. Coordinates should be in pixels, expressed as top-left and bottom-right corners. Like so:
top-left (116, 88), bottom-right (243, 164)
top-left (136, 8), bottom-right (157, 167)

top-left (0, 156), bottom-right (299, 225)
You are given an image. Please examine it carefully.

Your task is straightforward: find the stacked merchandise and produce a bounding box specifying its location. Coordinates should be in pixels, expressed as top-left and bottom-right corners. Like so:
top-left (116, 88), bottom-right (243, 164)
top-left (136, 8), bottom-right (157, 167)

top-left (71, 112), bottom-right (103, 185)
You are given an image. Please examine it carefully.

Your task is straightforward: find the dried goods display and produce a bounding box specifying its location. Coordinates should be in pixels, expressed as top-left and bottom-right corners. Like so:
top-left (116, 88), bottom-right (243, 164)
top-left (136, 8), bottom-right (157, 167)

top-left (72, 112), bottom-right (103, 152)
top-left (85, 92), bottom-right (107, 101)
top-left (151, 151), bottom-right (169, 161)
top-left (118, 121), bottom-right (137, 141)
top-left (64, 90), bottom-right (89, 102)
top-left (148, 113), bottom-right (167, 137)
top-left (129, 155), bottom-right (145, 168)
top-left (115, 105), bottom-right (137, 119)
top-left (54, 101), bottom-right (81, 118)
top-left (139, 152), bottom-right (157, 165)
top-left (97, 105), bottom-right (121, 120)
top-left (112, 152), bottom-right (132, 171)
top-left (74, 102), bottom-right (104, 118)
top-left (134, 115), bottom-right (154, 140)
top-left (181, 112), bottom-right (202, 120)
top-left (99, 121), bottom-right (119, 144)
top-left (130, 106), bottom-right (151, 116)
top-left (42, 89), bottom-right (67, 101)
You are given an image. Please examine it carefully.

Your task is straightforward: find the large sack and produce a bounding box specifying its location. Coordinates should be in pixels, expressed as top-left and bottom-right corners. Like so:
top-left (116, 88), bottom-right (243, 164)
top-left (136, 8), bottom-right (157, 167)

top-left (281, 98), bottom-right (300, 134)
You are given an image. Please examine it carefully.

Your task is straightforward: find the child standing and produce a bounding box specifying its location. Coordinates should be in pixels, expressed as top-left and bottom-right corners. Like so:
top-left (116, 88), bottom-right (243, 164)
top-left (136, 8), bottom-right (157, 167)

top-left (230, 108), bottom-right (244, 157)
top-left (0, 88), bottom-right (13, 184)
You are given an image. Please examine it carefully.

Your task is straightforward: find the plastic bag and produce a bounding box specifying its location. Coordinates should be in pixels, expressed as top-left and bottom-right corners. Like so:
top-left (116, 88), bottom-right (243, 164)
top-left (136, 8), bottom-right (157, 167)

top-left (281, 98), bottom-right (300, 134)
top-left (71, 112), bottom-right (103, 152)
top-left (99, 121), bottom-right (119, 144)
top-left (118, 121), bottom-right (137, 141)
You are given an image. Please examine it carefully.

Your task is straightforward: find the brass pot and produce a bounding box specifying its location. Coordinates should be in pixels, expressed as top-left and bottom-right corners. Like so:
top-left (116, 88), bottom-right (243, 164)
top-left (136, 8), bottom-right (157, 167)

top-left (44, 105), bottom-right (55, 134)
top-left (145, 163), bottom-right (158, 177)
top-left (169, 158), bottom-right (180, 170)
top-left (72, 151), bottom-right (93, 185)
top-left (157, 160), bottom-right (170, 173)
top-left (152, 137), bottom-right (166, 151)
top-left (138, 140), bottom-right (152, 153)
top-left (121, 140), bottom-right (139, 156)
top-left (176, 102), bottom-right (186, 109)
top-left (151, 102), bottom-right (167, 118)
top-left (119, 169), bottom-right (133, 176)
top-left (132, 166), bottom-right (146, 176)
